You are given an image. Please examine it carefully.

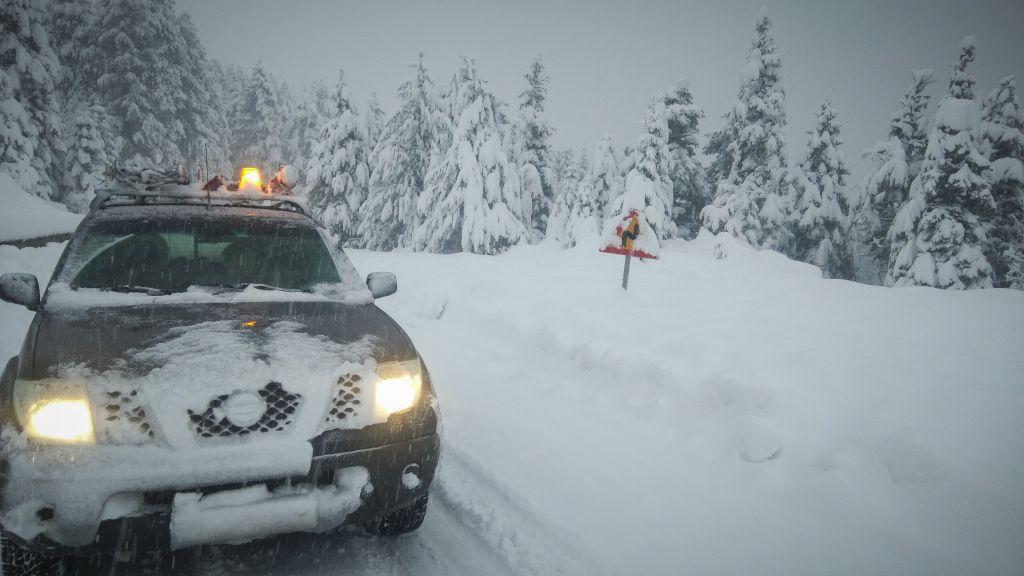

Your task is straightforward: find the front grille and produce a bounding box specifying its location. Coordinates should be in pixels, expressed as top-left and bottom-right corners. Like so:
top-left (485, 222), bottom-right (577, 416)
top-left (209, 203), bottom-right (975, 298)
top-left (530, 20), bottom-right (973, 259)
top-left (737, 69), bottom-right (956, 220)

top-left (324, 373), bottom-right (363, 427)
top-left (100, 389), bottom-right (155, 443)
top-left (188, 382), bottom-right (302, 439)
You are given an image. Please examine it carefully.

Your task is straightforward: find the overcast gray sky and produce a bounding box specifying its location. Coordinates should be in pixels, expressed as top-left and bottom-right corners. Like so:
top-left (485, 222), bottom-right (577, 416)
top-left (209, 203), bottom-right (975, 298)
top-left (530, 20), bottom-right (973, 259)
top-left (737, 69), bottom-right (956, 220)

top-left (179, 0), bottom-right (1024, 178)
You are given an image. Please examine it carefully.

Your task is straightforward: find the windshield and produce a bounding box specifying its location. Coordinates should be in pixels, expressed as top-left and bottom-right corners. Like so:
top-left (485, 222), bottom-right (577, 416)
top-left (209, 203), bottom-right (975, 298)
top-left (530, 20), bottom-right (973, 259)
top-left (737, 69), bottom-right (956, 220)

top-left (58, 210), bottom-right (342, 293)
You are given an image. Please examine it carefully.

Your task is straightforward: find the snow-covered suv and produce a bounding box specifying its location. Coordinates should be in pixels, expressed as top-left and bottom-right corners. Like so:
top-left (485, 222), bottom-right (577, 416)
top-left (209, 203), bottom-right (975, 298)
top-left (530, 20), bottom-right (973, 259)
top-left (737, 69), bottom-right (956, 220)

top-left (0, 185), bottom-right (440, 574)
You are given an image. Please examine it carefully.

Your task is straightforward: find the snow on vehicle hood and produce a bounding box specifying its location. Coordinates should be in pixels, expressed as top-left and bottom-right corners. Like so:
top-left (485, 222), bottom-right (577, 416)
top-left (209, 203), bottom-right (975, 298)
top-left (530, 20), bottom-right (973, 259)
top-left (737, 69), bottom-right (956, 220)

top-left (28, 299), bottom-right (416, 378)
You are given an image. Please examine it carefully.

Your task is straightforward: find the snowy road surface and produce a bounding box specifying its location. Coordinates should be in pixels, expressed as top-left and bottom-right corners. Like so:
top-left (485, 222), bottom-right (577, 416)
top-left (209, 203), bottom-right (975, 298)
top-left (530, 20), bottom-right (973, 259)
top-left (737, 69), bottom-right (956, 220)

top-left (2, 235), bottom-right (1023, 575)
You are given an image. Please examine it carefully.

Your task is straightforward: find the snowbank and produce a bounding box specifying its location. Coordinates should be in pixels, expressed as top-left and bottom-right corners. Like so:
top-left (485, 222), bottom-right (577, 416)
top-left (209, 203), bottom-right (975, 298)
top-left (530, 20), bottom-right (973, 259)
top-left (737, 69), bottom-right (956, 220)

top-left (349, 236), bottom-right (1024, 576)
top-left (0, 173), bottom-right (83, 243)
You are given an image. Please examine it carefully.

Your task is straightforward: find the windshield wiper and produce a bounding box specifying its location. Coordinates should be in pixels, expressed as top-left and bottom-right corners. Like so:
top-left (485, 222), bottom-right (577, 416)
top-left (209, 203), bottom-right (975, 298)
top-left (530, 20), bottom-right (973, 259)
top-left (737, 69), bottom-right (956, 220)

top-left (196, 283), bottom-right (311, 293)
top-left (108, 285), bottom-right (173, 296)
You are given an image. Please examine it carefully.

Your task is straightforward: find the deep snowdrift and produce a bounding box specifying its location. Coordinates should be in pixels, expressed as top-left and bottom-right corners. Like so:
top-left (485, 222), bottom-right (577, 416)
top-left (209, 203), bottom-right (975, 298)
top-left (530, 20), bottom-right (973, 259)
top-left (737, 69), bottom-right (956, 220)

top-left (0, 173), bottom-right (83, 243)
top-left (349, 233), bottom-right (1024, 576)
top-left (0, 234), bottom-right (1021, 575)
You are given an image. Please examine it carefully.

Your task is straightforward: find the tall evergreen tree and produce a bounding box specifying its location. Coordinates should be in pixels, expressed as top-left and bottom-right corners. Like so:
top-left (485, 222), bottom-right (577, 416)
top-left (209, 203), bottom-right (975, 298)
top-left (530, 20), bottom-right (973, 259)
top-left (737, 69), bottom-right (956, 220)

top-left (230, 62), bottom-right (287, 174)
top-left (890, 37), bottom-right (995, 289)
top-left (0, 0), bottom-right (64, 200)
top-left (47, 0), bottom-right (95, 112)
top-left (359, 55), bottom-right (440, 250)
top-left (284, 79), bottom-right (332, 178)
top-left (63, 104), bottom-right (120, 212)
top-left (791, 101), bottom-right (853, 279)
top-left (82, 0), bottom-right (184, 168)
top-left (703, 107), bottom-right (740, 194)
top-left (604, 100), bottom-right (675, 247)
top-left (414, 60), bottom-right (529, 254)
top-left (306, 71), bottom-right (369, 247)
top-left (977, 76), bottom-right (1024, 288)
top-left (662, 80), bottom-right (708, 238)
top-left (547, 148), bottom-right (590, 245)
top-left (363, 90), bottom-right (385, 156)
top-left (858, 69), bottom-right (935, 282)
top-left (701, 10), bottom-right (792, 251)
top-left (517, 56), bottom-right (555, 238)
top-left (590, 134), bottom-right (623, 218)
top-left (170, 11), bottom-right (229, 173)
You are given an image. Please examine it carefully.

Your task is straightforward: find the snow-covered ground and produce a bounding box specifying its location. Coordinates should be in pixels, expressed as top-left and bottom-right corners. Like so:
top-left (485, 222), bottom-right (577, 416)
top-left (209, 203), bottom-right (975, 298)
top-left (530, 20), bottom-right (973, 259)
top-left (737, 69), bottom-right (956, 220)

top-left (0, 173), bottom-right (83, 243)
top-left (1, 234), bottom-right (1022, 575)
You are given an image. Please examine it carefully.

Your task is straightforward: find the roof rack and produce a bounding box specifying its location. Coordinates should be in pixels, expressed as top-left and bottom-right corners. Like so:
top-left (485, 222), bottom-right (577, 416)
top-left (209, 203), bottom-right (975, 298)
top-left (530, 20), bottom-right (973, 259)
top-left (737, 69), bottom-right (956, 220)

top-left (90, 187), bottom-right (311, 217)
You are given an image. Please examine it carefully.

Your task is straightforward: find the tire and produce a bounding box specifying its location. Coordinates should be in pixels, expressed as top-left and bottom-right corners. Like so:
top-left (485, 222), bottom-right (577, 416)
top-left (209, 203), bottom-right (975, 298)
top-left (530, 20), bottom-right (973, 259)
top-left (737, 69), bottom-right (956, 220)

top-left (1, 534), bottom-right (66, 576)
top-left (365, 494), bottom-right (429, 536)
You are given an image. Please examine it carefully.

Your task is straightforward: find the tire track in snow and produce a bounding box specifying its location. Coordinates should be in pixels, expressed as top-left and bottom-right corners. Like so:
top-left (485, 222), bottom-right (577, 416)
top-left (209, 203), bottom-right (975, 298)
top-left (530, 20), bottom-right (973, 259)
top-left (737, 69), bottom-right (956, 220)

top-left (433, 444), bottom-right (606, 576)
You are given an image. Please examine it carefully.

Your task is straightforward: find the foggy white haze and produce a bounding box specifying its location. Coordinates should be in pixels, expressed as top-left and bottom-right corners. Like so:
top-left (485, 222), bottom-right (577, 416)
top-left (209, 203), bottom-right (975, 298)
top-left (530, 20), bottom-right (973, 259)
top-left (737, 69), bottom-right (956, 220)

top-left (180, 0), bottom-right (1024, 176)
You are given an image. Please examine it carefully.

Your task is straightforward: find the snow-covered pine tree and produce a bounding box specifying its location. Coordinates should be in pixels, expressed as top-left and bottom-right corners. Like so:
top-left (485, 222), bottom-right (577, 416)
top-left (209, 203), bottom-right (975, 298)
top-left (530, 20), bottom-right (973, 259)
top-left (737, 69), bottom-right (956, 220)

top-left (230, 62), bottom-right (287, 174)
top-left (590, 135), bottom-right (623, 219)
top-left (283, 79), bottom-right (332, 179)
top-left (364, 91), bottom-right (385, 157)
top-left (977, 76), bottom-right (1024, 288)
top-left (662, 80), bottom-right (708, 238)
top-left (0, 0), bottom-right (65, 200)
top-left (604, 100), bottom-right (676, 246)
top-left (47, 0), bottom-right (95, 112)
top-left (358, 55), bottom-right (440, 250)
top-left (62, 104), bottom-right (121, 212)
top-left (703, 107), bottom-right (740, 194)
top-left (563, 178), bottom-right (601, 248)
top-left (791, 101), bottom-right (853, 279)
top-left (701, 10), bottom-right (792, 251)
top-left (858, 69), bottom-right (935, 282)
top-left (414, 59), bottom-right (529, 254)
top-left (890, 37), bottom-right (996, 289)
top-left (517, 56), bottom-right (555, 238)
top-left (81, 0), bottom-right (189, 168)
top-left (547, 149), bottom-right (590, 245)
top-left (305, 70), bottom-right (369, 247)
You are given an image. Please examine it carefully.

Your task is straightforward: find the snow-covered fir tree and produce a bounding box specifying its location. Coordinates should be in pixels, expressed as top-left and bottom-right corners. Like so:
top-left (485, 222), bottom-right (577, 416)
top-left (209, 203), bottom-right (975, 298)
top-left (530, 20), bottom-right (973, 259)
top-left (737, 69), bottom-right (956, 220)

top-left (516, 56), bottom-right (555, 238)
top-left (858, 69), bottom-right (935, 282)
top-left (47, 0), bottom-right (95, 112)
top-left (604, 101), bottom-right (675, 247)
top-left (890, 37), bottom-right (996, 289)
top-left (363, 91), bottom-right (385, 157)
top-left (563, 178), bottom-right (601, 248)
top-left (703, 107), bottom-right (740, 194)
top-left (414, 59), bottom-right (529, 254)
top-left (82, 0), bottom-right (185, 168)
top-left (170, 11), bottom-right (229, 173)
top-left (662, 80), bottom-right (708, 238)
top-left (62, 104), bottom-right (120, 213)
top-left (283, 79), bottom-right (332, 178)
top-left (358, 55), bottom-right (440, 250)
top-left (547, 149), bottom-right (590, 245)
top-left (306, 71), bottom-right (369, 247)
top-left (230, 62), bottom-right (287, 174)
top-left (701, 10), bottom-right (792, 251)
top-left (590, 135), bottom-right (623, 218)
top-left (977, 76), bottom-right (1024, 288)
top-left (791, 101), bottom-right (853, 279)
top-left (0, 0), bottom-right (64, 200)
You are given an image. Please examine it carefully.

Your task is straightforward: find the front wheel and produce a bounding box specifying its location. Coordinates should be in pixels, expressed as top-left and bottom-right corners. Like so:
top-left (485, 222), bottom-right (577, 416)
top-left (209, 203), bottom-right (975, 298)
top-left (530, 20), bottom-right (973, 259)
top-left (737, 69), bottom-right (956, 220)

top-left (1, 534), bottom-right (66, 576)
top-left (364, 495), bottom-right (429, 536)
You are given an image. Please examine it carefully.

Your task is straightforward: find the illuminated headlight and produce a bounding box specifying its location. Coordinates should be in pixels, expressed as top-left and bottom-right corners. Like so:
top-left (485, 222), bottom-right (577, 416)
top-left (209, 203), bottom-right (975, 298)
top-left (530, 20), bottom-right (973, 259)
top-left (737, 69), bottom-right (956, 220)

top-left (13, 379), bottom-right (95, 444)
top-left (374, 359), bottom-right (423, 417)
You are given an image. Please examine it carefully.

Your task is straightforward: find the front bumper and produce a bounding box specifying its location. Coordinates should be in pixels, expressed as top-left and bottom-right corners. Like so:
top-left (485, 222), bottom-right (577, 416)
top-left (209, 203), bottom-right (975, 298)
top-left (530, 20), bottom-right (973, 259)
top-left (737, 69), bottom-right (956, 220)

top-left (1, 433), bottom-right (439, 555)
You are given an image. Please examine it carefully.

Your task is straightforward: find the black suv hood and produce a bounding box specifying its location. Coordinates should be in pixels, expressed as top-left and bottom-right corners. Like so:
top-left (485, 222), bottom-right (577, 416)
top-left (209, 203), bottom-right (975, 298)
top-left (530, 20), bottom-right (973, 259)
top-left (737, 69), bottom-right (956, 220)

top-left (28, 300), bottom-right (415, 377)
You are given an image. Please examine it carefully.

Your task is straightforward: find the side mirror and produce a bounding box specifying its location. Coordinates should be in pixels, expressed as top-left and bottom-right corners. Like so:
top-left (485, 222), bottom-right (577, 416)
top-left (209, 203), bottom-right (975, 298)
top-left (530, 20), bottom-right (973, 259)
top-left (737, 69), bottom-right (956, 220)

top-left (0, 273), bottom-right (40, 310)
top-left (366, 272), bottom-right (397, 299)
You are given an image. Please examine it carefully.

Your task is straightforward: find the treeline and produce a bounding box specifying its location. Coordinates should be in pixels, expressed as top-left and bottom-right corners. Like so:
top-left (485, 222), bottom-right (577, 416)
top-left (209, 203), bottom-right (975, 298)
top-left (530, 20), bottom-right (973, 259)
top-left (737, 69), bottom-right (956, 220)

top-left (2, 1), bottom-right (1021, 289)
